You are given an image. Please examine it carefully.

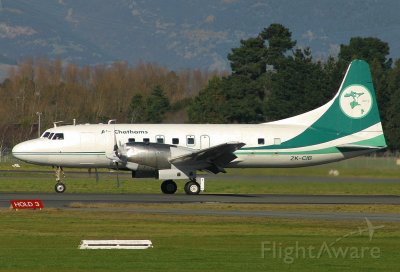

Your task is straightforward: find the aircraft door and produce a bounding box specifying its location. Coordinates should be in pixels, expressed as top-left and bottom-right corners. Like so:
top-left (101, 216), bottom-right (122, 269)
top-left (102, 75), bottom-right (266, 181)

top-left (200, 135), bottom-right (210, 149)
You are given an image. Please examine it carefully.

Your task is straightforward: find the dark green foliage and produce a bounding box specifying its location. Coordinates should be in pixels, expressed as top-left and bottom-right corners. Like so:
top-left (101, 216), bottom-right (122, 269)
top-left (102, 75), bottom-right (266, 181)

top-left (339, 37), bottom-right (392, 69)
top-left (129, 94), bottom-right (146, 123)
top-left (170, 97), bottom-right (193, 112)
top-left (146, 86), bottom-right (170, 123)
top-left (260, 23), bottom-right (296, 66)
top-left (385, 60), bottom-right (400, 150)
top-left (228, 37), bottom-right (266, 80)
top-left (223, 75), bottom-right (265, 123)
top-left (189, 23), bottom-right (295, 124)
top-left (129, 85), bottom-right (170, 123)
top-left (188, 77), bottom-right (228, 123)
top-left (265, 49), bottom-right (336, 121)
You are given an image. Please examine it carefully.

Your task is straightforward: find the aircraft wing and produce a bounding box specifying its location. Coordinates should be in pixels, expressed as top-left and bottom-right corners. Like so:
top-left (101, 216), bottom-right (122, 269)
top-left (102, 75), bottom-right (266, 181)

top-left (169, 142), bottom-right (245, 174)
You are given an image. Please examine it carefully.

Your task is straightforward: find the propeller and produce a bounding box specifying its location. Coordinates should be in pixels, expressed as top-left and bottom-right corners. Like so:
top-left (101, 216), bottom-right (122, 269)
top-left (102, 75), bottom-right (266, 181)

top-left (111, 125), bottom-right (123, 188)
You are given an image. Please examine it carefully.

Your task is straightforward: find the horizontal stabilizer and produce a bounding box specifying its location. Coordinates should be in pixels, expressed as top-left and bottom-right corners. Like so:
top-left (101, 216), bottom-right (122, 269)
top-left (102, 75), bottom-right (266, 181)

top-left (336, 144), bottom-right (385, 152)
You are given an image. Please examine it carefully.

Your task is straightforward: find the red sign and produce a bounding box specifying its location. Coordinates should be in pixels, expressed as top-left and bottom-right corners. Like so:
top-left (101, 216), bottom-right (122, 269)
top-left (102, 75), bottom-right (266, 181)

top-left (10, 200), bottom-right (44, 210)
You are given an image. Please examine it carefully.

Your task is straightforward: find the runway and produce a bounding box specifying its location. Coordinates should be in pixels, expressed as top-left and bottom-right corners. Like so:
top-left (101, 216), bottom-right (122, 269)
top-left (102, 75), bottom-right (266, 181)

top-left (1, 193), bottom-right (399, 222)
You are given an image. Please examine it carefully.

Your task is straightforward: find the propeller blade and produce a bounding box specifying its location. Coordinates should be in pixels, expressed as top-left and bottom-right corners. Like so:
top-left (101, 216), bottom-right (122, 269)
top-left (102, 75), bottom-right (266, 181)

top-left (113, 128), bottom-right (119, 156)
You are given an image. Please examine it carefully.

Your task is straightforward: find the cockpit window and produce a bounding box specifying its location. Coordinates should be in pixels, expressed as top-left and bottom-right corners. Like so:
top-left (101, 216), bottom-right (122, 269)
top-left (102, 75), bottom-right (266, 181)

top-left (42, 132), bottom-right (50, 138)
top-left (48, 133), bottom-right (54, 139)
top-left (53, 133), bottom-right (64, 140)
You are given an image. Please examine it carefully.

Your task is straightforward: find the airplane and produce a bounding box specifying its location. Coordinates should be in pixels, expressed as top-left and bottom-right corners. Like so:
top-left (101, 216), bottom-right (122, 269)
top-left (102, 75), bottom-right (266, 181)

top-left (12, 60), bottom-right (387, 195)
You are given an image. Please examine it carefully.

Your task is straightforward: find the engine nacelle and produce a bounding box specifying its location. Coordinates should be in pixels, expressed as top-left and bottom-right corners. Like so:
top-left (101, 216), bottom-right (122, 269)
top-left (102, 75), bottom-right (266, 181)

top-left (123, 142), bottom-right (190, 170)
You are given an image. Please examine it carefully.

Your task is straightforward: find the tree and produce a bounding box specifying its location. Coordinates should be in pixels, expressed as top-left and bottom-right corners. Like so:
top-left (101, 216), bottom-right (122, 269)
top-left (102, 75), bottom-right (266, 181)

top-left (260, 23), bottom-right (296, 67)
top-left (188, 77), bottom-right (227, 123)
top-left (228, 37), bottom-right (266, 80)
top-left (265, 48), bottom-right (333, 120)
top-left (385, 59), bottom-right (400, 150)
top-left (189, 24), bottom-right (296, 124)
top-left (222, 75), bottom-right (265, 123)
top-left (129, 86), bottom-right (170, 123)
top-left (339, 37), bottom-right (391, 69)
top-left (129, 94), bottom-right (146, 123)
top-left (146, 86), bottom-right (170, 123)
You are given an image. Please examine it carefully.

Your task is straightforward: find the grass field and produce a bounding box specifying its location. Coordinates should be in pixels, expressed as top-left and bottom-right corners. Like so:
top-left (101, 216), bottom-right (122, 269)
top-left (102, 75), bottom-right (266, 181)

top-left (1, 172), bottom-right (400, 195)
top-left (0, 208), bottom-right (399, 272)
top-left (1, 156), bottom-right (399, 271)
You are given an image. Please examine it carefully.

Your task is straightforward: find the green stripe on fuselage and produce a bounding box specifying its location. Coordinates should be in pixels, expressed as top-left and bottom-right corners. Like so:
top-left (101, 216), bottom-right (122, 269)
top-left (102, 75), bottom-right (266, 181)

top-left (237, 133), bottom-right (385, 155)
top-left (236, 146), bottom-right (339, 156)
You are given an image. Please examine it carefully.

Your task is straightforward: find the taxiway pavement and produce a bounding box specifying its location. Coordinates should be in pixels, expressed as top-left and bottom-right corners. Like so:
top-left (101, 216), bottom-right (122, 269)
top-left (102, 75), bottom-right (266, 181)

top-left (1, 193), bottom-right (399, 222)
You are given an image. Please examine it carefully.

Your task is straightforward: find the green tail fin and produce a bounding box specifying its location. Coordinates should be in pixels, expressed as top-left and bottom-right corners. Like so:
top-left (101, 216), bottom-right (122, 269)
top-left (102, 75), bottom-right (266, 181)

top-left (266, 59), bottom-right (387, 149)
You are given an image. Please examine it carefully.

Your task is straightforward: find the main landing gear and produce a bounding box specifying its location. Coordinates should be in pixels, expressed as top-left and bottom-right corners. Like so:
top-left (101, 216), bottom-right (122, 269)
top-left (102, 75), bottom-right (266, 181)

top-left (54, 166), bottom-right (66, 193)
top-left (184, 180), bottom-right (201, 195)
top-left (160, 179), bottom-right (201, 195)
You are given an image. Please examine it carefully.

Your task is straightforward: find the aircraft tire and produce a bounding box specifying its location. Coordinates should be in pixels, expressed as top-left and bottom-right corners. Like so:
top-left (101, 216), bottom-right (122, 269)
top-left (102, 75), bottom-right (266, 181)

top-left (55, 182), bottom-right (66, 193)
top-left (161, 180), bottom-right (177, 194)
top-left (184, 181), bottom-right (200, 195)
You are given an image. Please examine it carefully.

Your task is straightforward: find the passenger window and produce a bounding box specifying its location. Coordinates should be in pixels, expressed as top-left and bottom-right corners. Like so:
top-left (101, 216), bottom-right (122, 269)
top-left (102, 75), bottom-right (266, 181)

top-left (258, 138), bottom-right (265, 145)
top-left (128, 138), bottom-right (135, 143)
top-left (53, 133), bottom-right (64, 140)
top-left (143, 138), bottom-right (150, 143)
top-left (186, 135), bottom-right (195, 146)
top-left (156, 135), bottom-right (164, 144)
top-left (172, 138), bottom-right (179, 145)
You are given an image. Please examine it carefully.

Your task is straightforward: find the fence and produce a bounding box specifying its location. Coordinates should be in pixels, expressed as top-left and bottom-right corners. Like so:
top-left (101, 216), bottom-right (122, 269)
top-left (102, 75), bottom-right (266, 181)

top-left (0, 148), bottom-right (17, 163)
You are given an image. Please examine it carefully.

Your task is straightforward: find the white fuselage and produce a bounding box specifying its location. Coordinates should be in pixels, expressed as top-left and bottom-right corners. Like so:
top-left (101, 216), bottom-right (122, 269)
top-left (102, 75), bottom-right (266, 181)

top-left (12, 123), bottom-right (376, 170)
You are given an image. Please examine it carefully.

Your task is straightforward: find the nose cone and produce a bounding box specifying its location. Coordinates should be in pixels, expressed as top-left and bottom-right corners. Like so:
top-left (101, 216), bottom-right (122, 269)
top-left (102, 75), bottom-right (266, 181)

top-left (12, 141), bottom-right (29, 161)
top-left (12, 139), bottom-right (46, 164)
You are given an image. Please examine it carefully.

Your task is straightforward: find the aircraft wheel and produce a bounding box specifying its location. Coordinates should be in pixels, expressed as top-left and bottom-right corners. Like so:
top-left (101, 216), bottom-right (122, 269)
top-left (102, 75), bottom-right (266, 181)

top-left (184, 181), bottom-right (200, 195)
top-left (55, 182), bottom-right (66, 193)
top-left (161, 180), bottom-right (177, 194)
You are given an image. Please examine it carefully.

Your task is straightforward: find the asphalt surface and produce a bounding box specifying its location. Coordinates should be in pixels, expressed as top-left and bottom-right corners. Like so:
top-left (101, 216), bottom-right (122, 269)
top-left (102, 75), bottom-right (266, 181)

top-left (1, 192), bottom-right (400, 205)
top-left (4, 169), bottom-right (400, 183)
top-left (1, 193), bottom-right (399, 222)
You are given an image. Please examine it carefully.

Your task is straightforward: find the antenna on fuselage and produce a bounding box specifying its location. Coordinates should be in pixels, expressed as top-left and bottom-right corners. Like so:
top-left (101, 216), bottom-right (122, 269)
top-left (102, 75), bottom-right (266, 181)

top-left (53, 121), bottom-right (64, 128)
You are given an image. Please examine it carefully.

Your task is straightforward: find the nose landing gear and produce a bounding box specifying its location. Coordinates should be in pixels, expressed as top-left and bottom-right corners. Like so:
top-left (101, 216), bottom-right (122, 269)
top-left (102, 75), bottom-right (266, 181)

top-left (54, 166), bottom-right (66, 193)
